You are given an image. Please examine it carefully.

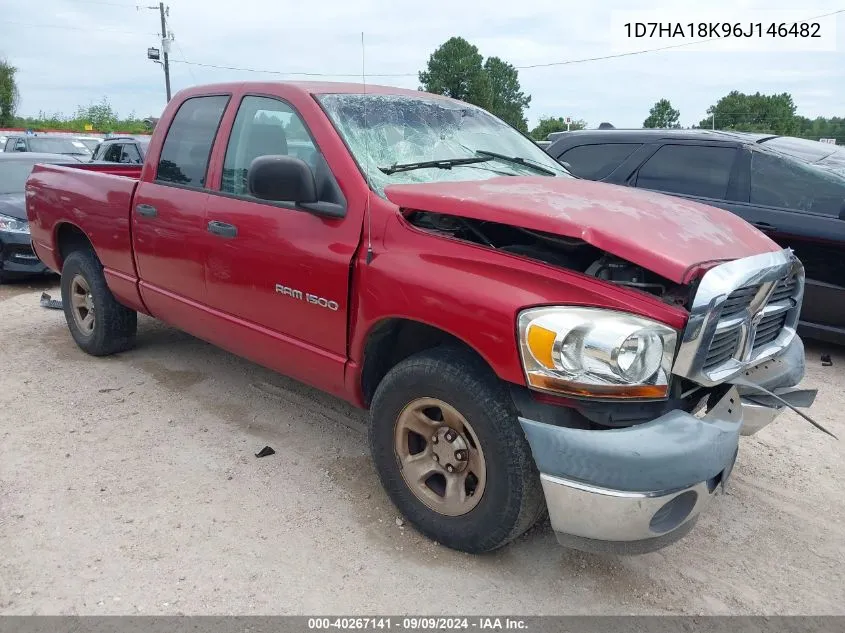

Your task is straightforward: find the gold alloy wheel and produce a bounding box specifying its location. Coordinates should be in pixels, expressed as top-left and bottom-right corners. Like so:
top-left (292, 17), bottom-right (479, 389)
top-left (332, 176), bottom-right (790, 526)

top-left (70, 274), bottom-right (95, 335)
top-left (394, 397), bottom-right (487, 516)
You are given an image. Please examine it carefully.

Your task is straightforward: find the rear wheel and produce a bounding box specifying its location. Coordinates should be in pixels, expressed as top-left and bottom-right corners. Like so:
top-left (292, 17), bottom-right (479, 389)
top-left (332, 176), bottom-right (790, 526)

top-left (369, 346), bottom-right (545, 553)
top-left (61, 249), bottom-right (137, 356)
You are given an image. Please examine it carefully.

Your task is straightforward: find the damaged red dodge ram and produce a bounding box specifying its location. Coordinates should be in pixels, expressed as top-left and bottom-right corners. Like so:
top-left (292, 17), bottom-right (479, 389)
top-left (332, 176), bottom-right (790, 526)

top-left (26, 82), bottom-right (817, 554)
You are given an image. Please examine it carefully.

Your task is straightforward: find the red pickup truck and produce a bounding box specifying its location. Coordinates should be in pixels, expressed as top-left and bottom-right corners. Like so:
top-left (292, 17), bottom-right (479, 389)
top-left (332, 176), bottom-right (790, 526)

top-left (26, 82), bottom-right (816, 554)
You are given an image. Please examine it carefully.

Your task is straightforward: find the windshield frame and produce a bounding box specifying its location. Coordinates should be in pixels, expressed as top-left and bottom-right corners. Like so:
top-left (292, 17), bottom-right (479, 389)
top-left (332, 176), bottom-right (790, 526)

top-left (315, 92), bottom-right (570, 195)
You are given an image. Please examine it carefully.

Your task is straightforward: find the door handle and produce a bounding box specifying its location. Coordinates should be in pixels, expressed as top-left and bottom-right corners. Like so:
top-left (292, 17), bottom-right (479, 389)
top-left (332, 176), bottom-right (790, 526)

top-left (751, 221), bottom-right (776, 232)
top-left (135, 204), bottom-right (158, 218)
top-left (207, 220), bottom-right (238, 238)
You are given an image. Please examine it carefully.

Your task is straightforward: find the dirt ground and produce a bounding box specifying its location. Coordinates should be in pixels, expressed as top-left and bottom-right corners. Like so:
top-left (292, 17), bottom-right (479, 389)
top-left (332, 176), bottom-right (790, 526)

top-left (0, 278), bottom-right (843, 616)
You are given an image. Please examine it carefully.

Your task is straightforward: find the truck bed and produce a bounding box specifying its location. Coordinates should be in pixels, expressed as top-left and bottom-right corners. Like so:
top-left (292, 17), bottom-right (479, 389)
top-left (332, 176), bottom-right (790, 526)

top-left (26, 162), bottom-right (144, 310)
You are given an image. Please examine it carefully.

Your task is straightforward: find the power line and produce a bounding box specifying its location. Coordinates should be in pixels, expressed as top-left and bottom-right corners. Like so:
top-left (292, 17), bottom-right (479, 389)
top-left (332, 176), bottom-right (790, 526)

top-left (169, 59), bottom-right (414, 77)
top-left (169, 7), bottom-right (845, 78)
top-left (5, 20), bottom-right (155, 35)
top-left (60, 0), bottom-right (140, 7)
top-left (170, 8), bottom-right (845, 78)
top-left (521, 8), bottom-right (845, 69)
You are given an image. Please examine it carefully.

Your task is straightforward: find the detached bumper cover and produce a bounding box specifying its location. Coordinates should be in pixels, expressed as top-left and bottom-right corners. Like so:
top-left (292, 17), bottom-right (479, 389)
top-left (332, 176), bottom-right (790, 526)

top-left (519, 337), bottom-right (810, 553)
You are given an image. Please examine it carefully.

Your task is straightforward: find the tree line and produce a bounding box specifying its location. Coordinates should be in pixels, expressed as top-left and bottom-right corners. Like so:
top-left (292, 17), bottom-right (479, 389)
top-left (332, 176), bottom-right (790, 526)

top-left (418, 38), bottom-right (843, 144)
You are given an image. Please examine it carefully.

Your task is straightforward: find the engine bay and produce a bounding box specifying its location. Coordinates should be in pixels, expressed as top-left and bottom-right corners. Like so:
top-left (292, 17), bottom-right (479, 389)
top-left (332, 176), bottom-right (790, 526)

top-left (406, 211), bottom-right (691, 307)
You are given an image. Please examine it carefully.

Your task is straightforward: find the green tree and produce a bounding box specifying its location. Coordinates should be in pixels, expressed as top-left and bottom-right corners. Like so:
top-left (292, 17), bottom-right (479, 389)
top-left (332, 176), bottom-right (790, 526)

top-left (643, 98), bottom-right (680, 128)
top-left (75, 97), bottom-right (120, 132)
top-left (0, 58), bottom-right (20, 127)
top-left (699, 91), bottom-right (798, 135)
top-left (419, 37), bottom-right (489, 104)
top-left (483, 57), bottom-right (531, 131)
top-left (529, 116), bottom-right (586, 140)
top-left (419, 37), bottom-right (531, 131)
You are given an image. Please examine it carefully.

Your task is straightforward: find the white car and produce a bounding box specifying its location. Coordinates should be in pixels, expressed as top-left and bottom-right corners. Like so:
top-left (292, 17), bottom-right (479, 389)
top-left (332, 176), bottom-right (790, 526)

top-left (0, 136), bottom-right (6, 152)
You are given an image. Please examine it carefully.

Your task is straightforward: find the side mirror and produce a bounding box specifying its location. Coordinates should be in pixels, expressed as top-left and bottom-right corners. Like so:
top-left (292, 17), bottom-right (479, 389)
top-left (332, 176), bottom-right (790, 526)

top-left (248, 155), bottom-right (317, 204)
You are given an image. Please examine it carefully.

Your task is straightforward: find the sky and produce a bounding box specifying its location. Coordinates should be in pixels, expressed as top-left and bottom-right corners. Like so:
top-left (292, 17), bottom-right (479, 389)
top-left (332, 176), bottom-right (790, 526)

top-left (3, 0), bottom-right (844, 129)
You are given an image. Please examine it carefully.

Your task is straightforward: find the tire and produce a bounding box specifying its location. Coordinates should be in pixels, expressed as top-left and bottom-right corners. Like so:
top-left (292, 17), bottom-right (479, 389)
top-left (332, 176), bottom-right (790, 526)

top-left (60, 249), bottom-right (137, 356)
top-left (369, 346), bottom-right (545, 553)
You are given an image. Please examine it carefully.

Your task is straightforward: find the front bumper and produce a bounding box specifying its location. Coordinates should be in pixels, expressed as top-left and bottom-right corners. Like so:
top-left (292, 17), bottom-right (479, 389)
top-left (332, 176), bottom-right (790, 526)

top-left (0, 232), bottom-right (48, 277)
top-left (519, 337), bottom-right (812, 554)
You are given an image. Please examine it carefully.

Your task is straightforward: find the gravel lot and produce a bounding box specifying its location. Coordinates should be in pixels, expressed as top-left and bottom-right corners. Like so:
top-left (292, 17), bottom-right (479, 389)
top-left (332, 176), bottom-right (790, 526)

top-left (1, 279), bottom-right (843, 616)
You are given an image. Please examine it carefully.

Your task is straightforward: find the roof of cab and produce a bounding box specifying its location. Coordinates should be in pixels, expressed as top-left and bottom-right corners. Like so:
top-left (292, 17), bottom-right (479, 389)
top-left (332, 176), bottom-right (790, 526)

top-left (174, 81), bottom-right (454, 101)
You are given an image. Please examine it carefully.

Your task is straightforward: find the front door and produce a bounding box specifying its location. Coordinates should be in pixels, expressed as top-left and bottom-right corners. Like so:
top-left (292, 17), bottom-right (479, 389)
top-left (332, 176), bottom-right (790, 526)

top-left (201, 95), bottom-right (361, 393)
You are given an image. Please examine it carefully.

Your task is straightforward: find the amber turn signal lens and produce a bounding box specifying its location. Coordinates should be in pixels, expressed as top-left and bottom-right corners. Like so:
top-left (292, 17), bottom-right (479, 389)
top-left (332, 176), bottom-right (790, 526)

top-left (527, 373), bottom-right (669, 400)
top-left (525, 323), bottom-right (557, 370)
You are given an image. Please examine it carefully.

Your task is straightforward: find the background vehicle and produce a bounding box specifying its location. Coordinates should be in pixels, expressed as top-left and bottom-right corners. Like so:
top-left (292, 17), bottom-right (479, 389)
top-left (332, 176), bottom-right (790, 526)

top-left (0, 135), bottom-right (7, 152)
top-left (73, 136), bottom-right (103, 153)
top-left (90, 136), bottom-right (150, 164)
top-left (0, 152), bottom-right (77, 281)
top-left (25, 82), bottom-right (813, 555)
top-left (546, 130), bottom-right (845, 345)
top-left (3, 134), bottom-right (93, 160)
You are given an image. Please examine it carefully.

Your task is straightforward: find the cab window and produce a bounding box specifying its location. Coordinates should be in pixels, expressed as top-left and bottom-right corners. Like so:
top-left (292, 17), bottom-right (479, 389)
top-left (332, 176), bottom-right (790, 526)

top-left (221, 96), bottom-right (319, 196)
top-left (156, 95), bottom-right (230, 187)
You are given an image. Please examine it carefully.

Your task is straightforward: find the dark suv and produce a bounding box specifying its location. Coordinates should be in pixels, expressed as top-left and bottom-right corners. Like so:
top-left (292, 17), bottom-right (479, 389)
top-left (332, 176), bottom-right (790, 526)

top-left (90, 136), bottom-right (150, 164)
top-left (546, 130), bottom-right (845, 345)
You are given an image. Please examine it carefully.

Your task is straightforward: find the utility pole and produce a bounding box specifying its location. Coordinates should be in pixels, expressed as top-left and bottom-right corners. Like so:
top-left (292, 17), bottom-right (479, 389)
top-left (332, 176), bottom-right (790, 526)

top-left (712, 112), bottom-right (715, 130)
top-left (146, 3), bottom-right (171, 102)
top-left (158, 2), bottom-right (171, 102)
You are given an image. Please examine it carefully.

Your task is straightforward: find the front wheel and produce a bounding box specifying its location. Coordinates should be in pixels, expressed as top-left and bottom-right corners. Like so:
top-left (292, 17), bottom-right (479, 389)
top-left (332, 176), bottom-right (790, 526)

top-left (369, 346), bottom-right (545, 553)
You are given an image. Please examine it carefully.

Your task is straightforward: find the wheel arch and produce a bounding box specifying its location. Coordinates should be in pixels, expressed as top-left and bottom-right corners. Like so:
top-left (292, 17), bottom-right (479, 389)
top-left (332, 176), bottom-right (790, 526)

top-left (54, 222), bottom-right (97, 270)
top-left (358, 317), bottom-right (501, 408)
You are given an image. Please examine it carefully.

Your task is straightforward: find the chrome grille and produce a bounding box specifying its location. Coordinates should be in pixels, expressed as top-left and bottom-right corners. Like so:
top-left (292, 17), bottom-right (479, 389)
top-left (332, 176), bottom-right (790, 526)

top-left (753, 311), bottom-right (788, 349)
top-left (703, 326), bottom-right (741, 370)
top-left (770, 275), bottom-right (798, 304)
top-left (719, 285), bottom-right (758, 319)
top-left (702, 274), bottom-right (798, 370)
top-left (672, 250), bottom-right (804, 387)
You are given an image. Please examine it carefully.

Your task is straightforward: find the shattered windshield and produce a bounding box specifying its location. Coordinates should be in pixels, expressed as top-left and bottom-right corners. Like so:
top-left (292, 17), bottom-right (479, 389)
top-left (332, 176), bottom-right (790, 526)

top-left (317, 93), bottom-right (570, 195)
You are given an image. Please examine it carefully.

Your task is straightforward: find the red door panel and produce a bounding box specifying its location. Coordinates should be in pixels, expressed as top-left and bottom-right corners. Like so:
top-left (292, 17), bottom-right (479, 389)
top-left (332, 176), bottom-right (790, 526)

top-left (132, 182), bottom-right (210, 307)
top-left (203, 194), bottom-right (358, 358)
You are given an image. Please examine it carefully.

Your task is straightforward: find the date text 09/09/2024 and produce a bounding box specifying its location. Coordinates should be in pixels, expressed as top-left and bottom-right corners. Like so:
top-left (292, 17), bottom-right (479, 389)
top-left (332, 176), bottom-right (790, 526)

top-left (624, 22), bottom-right (821, 39)
top-left (307, 618), bottom-right (527, 630)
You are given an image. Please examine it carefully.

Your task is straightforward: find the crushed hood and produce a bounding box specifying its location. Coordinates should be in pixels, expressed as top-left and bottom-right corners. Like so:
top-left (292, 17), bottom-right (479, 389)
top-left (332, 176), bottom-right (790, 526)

top-left (385, 177), bottom-right (781, 284)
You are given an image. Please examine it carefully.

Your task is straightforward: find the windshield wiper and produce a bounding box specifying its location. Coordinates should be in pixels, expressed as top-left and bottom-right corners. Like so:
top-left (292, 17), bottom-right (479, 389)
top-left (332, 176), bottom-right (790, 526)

top-left (378, 156), bottom-right (492, 175)
top-left (474, 150), bottom-right (557, 176)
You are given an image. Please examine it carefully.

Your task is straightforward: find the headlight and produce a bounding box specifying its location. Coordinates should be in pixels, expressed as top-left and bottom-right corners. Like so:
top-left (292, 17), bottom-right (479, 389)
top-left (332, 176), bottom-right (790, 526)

top-left (517, 307), bottom-right (677, 399)
top-left (0, 213), bottom-right (29, 234)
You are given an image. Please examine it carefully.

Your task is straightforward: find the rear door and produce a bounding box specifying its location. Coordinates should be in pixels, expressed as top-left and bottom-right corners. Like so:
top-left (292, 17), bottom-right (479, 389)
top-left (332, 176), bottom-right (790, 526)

top-left (740, 150), bottom-right (845, 330)
top-left (631, 143), bottom-right (741, 204)
top-left (132, 94), bottom-right (229, 313)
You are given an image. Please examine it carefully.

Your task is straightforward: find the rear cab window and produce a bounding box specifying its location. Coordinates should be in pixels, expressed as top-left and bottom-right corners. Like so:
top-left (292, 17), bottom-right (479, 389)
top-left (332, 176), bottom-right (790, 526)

top-left (156, 95), bottom-right (230, 187)
top-left (557, 143), bottom-right (642, 180)
top-left (102, 143), bottom-right (123, 163)
top-left (635, 144), bottom-right (738, 199)
top-left (121, 143), bottom-right (142, 164)
top-left (751, 150), bottom-right (845, 216)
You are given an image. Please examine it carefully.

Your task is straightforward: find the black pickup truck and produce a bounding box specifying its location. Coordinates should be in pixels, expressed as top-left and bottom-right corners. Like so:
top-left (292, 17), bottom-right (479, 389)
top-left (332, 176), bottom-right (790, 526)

top-left (546, 130), bottom-right (845, 345)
